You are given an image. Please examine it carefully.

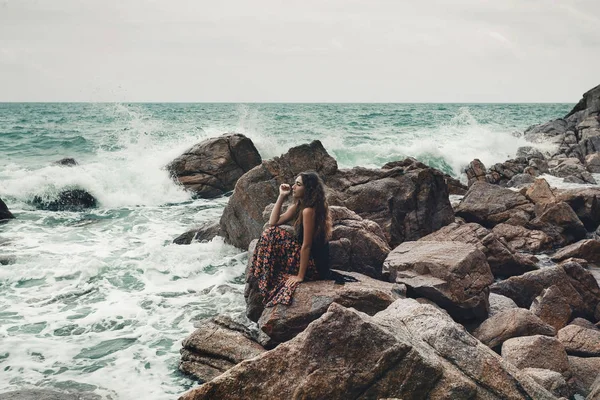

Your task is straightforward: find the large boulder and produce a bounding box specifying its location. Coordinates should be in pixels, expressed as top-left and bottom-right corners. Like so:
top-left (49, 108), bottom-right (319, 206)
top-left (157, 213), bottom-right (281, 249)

top-left (455, 182), bottom-right (534, 228)
top-left (530, 285), bottom-right (572, 331)
top-left (488, 293), bottom-right (519, 317)
top-left (32, 189), bottom-right (97, 211)
top-left (167, 133), bottom-right (262, 199)
top-left (383, 241), bottom-right (493, 321)
top-left (527, 201), bottom-right (588, 247)
top-left (558, 324), bottom-right (600, 357)
top-left (578, 115), bottom-right (600, 141)
top-left (490, 260), bottom-right (600, 322)
top-left (256, 271), bottom-right (405, 346)
top-left (551, 240), bottom-right (600, 265)
top-left (472, 308), bottom-right (556, 349)
top-left (501, 335), bottom-right (570, 376)
top-left (327, 206), bottom-right (391, 278)
top-left (555, 187), bottom-right (600, 232)
top-left (419, 221), bottom-right (538, 278)
top-left (220, 142), bottom-right (453, 250)
top-left (491, 223), bottom-right (552, 253)
top-left (569, 356), bottom-right (600, 398)
top-left (0, 197), bottom-right (14, 221)
top-left (179, 315), bottom-right (265, 382)
top-left (179, 300), bottom-right (558, 400)
top-left (565, 84), bottom-right (600, 120)
top-left (523, 368), bottom-right (573, 399)
top-left (465, 159), bottom-right (488, 186)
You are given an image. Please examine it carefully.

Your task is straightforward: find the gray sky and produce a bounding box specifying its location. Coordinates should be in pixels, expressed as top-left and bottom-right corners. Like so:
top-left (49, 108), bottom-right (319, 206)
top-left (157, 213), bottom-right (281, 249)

top-left (1, 0), bottom-right (598, 102)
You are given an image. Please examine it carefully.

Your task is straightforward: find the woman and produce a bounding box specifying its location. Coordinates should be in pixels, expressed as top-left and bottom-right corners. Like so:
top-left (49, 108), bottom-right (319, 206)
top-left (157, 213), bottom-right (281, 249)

top-left (250, 171), bottom-right (332, 307)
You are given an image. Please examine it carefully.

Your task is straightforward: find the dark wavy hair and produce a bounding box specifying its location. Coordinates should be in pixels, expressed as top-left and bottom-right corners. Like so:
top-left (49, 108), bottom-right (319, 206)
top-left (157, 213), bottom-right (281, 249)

top-left (293, 171), bottom-right (332, 244)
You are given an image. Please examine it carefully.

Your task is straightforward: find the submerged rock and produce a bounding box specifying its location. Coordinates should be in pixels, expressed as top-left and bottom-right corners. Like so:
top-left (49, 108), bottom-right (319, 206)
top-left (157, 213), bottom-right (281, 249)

top-left (32, 189), bottom-right (97, 212)
top-left (167, 133), bottom-right (262, 199)
top-left (0, 197), bottom-right (15, 221)
top-left (54, 157), bottom-right (78, 166)
top-left (173, 222), bottom-right (220, 245)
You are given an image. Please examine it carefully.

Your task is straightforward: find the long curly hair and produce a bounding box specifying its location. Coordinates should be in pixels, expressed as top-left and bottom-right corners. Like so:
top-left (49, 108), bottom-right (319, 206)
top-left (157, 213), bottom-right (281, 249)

top-left (293, 171), bottom-right (332, 244)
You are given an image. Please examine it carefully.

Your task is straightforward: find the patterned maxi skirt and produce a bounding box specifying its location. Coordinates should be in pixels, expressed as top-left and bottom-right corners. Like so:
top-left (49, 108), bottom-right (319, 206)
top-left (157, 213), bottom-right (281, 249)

top-left (250, 226), bottom-right (318, 307)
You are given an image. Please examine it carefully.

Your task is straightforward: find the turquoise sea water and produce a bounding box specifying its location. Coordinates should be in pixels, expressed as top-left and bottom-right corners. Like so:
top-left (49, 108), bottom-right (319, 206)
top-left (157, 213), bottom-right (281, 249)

top-left (0, 103), bottom-right (575, 398)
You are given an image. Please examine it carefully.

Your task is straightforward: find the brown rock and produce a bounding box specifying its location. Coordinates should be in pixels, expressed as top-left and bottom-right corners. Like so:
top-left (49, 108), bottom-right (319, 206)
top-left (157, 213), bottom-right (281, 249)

top-left (327, 206), bottom-right (391, 278)
top-left (588, 373), bottom-right (600, 400)
top-left (569, 356), bottom-right (600, 397)
top-left (586, 153), bottom-right (600, 173)
top-left (490, 261), bottom-right (600, 321)
top-left (167, 133), bottom-right (262, 198)
top-left (179, 300), bottom-right (559, 400)
top-left (571, 318), bottom-right (600, 331)
top-left (527, 201), bottom-right (587, 247)
top-left (558, 324), bottom-right (600, 357)
top-left (525, 178), bottom-right (557, 211)
top-left (501, 335), bottom-right (570, 375)
top-left (179, 315), bottom-right (265, 382)
top-left (383, 241), bottom-right (494, 321)
top-left (552, 240), bottom-right (600, 265)
top-left (472, 308), bottom-right (556, 349)
top-left (555, 187), bottom-right (600, 231)
top-left (256, 271), bottom-right (404, 345)
top-left (455, 182), bottom-right (533, 228)
top-left (530, 285), bottom-right (572, 331)
top-left (465, 159), bottom-right (488, 186)
top-left (420, 221), bottom-right (538, 278)
top-left (492, 223), bottom-right (552, 253)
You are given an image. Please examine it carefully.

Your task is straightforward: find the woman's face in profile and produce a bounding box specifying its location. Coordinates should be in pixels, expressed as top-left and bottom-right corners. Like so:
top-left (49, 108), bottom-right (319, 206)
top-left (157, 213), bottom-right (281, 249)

top-left (292, 176), bottom-right (304, 199)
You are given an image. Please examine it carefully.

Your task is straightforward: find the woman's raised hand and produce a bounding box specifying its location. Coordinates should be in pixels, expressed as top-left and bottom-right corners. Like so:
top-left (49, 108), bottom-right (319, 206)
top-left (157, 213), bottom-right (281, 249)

top-left (279, 183), bottom-right (291, 197)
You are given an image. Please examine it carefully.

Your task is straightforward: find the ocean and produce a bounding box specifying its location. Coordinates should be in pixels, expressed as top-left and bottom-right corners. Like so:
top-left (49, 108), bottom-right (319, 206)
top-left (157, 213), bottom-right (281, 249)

top-left (0, 102), bottom-right (581, 398)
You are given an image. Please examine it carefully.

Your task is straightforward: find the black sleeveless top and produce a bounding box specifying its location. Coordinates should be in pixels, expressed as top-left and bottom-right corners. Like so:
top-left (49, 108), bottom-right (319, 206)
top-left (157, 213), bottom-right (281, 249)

top-left (295, 223), bottom-right (330, 279)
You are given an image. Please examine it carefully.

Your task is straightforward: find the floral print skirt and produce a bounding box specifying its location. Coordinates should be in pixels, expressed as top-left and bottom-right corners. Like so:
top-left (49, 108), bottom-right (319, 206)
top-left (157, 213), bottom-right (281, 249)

top-left (250, 226), bottom-right (318, 307)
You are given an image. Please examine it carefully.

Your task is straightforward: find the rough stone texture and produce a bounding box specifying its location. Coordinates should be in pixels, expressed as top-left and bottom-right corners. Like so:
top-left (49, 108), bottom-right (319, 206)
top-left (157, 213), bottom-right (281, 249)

top-left (486, 158), bottom-right (531, 186)
top-left (549, 158), bottom-right (597, 185)
top-left (465, 159), bottom-right (488, 186)
top-left (527, 201), bottom-right (588, 247)
top-left (492, 223), bottom-right (552, 253)
top-left (167, 133), bottom-right (262, 198)
top-left (558, 324), bottom-right (600, 357)
top-left (551, 240), bottom-right (600, 265)
top-left (530, 285), bottom-right (572, 331)
top-left (490, 261), bottom-right (600, 322)
top-left (517, 146), bottom-right (546, 160)
top-left (444, 174), bottom-right (468, 195)
top-left (32, 189), bottom-right (97, 212)
top-left (472, 308), bottom-right (556, 349)
top-left (0, 390), bottom-right (101, 400)
top-left (455, 182), bottom-right (534, 228)
top-left (578, 116), bottom-right (600, 141)
top-left (524, 119), bottom-right (569, 143)
top-left (179, 315), bottom-right (265, 382)
top-left (173, 222), bottom-right (220, 245)
top-left (502, 335), bottom-right (570, 375)
top-left (586, 153), bottom-right (600, 173)
top-left (525, 178), bottom-right (557, 209)
top-left (488, 293), bottom-right (519, 317)
top-left (507, 173), bottom-right (536, 188)
top-left (0, 197), bottom-right (14, 221)
top-left (569, 356), bottom-right (600, 397)
top-left (571, 317), bottom-right (600, 331)
top-left (588, 373), bottom-right (600, 400)
top-left (327, 206), bottom-right (391, 278)
top-left (523, 368), bottom-right (574, 399)
top-left (383, 241), bottom-right (493, 321)
top-left (179, 300), bottom-right (558, 400)
top-left (419, 221), bottom-right (538, 278)
top-left (220, 143), bottom-right (454, 250)
top-left (555, 188), bottom-right (600, 232)
top-left (565, 84), bottom-right (600, 120)
top-left (257, 271), bottom-right (404, 346)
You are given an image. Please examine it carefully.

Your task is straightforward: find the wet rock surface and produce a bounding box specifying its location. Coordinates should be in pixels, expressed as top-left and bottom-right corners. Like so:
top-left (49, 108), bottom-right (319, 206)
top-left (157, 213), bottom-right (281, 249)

top-left (32, 189), bottom-right (97, 212)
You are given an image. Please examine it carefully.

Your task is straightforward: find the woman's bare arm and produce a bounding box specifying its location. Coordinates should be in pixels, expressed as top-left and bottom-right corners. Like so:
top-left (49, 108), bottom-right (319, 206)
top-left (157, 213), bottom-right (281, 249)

top-left (269, 184), bottom-right (296, 226)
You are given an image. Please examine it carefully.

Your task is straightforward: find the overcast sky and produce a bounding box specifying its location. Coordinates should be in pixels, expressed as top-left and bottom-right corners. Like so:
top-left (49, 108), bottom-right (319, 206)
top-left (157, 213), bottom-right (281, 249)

top-left (0, 0), bottom-right (598, 102)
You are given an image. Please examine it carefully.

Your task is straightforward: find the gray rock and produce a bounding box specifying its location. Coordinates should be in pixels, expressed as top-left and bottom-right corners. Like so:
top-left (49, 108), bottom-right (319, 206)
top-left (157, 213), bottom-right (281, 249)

top-left (588, 373), bottom-right (600, 400)
top-left (517, 147), bottom-right (546, 160)
top-left (54, 158), bottom-right (78, 166)
top-left (586, 153), bottom-right (600, 173)
top-left (507, 173), bottom-right (536, 188)
top-left (523, 368), bottom-right (574, 399)
top-left (173, 222), bottom-right (220, 245)
top-left (569, 356), bottom-right (600, 397)
top-left (488, 293), bottom-right (519, 317)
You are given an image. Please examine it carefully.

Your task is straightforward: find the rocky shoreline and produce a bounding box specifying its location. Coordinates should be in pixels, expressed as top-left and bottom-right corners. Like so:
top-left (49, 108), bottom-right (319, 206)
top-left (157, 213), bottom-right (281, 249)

top-left (175, 85), bottom-right (600, 399)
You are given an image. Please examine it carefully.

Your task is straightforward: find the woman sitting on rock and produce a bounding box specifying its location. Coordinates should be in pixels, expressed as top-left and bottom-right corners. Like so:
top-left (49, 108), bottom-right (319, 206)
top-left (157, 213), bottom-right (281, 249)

top-left (250, 171), bottom-right (332, 307)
